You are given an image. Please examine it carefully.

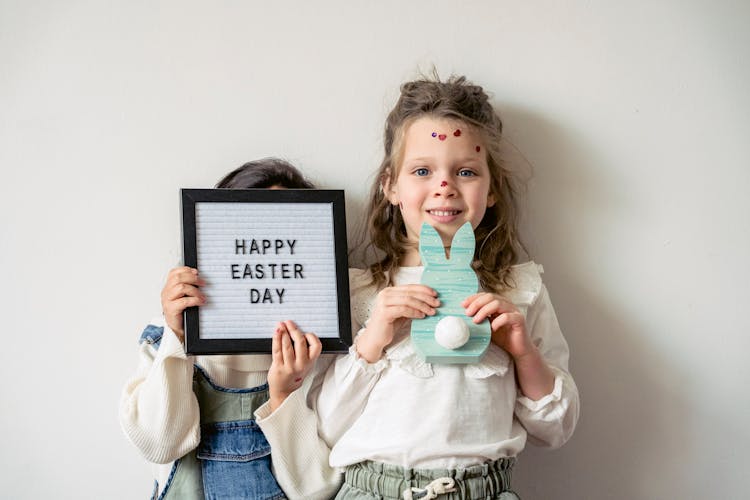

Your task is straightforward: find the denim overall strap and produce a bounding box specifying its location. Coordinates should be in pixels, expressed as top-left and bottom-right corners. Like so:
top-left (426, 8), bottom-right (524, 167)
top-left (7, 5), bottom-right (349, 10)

top-left (157, 365), bottom-right (284, 500)
top-left (337, 459), bottom-right (519, 500)
top-left (192, 364), bottom-right (270, 423)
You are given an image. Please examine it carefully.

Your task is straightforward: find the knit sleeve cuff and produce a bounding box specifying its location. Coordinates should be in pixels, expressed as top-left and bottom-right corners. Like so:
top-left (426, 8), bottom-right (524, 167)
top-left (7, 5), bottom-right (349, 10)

top-left (255, 386), bottom-right (307, 426)
top-left (157, 325), bottom-right (190, 360)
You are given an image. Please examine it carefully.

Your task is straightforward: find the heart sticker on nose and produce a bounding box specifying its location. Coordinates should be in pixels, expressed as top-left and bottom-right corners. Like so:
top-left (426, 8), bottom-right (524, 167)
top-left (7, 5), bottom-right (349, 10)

top-left (438, 134), bottom-right (447, 141)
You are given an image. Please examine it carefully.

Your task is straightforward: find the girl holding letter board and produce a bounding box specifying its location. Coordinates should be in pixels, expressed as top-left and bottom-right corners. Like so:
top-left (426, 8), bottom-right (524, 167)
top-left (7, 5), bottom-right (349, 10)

top-left (119, 158), bottom-right (340, 500)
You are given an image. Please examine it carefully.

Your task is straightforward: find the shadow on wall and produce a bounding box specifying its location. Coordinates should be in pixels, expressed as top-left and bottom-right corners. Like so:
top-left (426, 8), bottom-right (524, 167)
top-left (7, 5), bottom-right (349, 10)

top-left (499, 105), bottom-right (693, 500)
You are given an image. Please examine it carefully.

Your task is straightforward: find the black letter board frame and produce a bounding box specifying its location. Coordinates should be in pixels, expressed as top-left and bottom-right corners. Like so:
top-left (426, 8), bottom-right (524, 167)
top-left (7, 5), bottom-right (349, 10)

top-left (181, 188), bottom-right (351, 355)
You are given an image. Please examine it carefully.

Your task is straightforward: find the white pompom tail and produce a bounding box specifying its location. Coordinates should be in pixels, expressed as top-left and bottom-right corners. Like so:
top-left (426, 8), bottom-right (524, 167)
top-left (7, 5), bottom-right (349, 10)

top-left (434, 316), bottom-right (470, 350)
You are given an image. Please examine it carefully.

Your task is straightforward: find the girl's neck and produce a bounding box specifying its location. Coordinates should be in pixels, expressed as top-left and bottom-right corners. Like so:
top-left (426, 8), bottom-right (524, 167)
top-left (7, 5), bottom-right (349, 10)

top-left (399, 246), bottom-right (451, 267)
top-left (400, 249), bottom-right (422, 267)
top-left (399, 247), bottom-right (451, 267)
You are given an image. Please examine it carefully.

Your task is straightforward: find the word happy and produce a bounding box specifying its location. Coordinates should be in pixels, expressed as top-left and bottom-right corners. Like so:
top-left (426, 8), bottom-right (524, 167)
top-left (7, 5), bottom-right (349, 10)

top-left (230, 238), bottom-right (305, 304)
top-left (234, 238), bottom-right (297, 255)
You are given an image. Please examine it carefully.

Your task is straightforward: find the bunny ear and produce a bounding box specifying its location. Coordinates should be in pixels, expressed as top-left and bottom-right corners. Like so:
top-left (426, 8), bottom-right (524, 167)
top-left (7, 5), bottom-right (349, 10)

top-left (419, 223), bottom-right (446, 265)
top-left (447, 222), bottom-right (476, 266)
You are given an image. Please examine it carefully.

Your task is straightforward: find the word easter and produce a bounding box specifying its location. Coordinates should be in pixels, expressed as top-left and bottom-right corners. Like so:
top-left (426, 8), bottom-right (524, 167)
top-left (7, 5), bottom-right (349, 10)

top-left (229, 238), bottom-right (305, 304)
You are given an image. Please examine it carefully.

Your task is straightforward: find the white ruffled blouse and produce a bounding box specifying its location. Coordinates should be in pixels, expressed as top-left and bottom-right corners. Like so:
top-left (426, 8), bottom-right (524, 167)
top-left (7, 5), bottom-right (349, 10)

top-left (313, 262), bottom-right (580, 470)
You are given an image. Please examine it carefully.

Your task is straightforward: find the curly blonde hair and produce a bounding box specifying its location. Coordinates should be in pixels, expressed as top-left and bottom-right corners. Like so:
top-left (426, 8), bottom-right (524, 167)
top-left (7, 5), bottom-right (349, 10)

top-left (363, 74), bottom-right (525, 293)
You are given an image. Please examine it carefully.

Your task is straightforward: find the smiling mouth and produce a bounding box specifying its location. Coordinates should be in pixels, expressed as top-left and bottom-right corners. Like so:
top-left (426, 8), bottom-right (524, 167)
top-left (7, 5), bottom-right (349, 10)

top-left (427, 209), bottom-right (462, 217)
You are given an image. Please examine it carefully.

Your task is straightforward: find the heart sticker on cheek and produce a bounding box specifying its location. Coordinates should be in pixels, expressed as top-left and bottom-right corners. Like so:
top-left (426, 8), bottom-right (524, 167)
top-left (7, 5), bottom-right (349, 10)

top-left (438, 134), bottom-right (447, 141)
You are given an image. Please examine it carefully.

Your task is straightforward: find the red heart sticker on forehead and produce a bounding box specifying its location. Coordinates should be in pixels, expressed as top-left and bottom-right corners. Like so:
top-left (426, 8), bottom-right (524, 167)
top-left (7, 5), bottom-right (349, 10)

top-left (453, 129), bottom-right (461, 137)
top-left (438, 134), bottom-right (447, 141)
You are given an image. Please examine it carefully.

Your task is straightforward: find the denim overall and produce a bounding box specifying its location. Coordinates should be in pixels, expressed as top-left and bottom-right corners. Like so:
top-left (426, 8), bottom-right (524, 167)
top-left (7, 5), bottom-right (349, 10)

top-left (140, 326), bottom-right (285, 500)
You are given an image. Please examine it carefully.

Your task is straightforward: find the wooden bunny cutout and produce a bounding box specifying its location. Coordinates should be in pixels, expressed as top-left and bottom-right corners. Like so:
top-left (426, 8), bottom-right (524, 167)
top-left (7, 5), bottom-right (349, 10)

top-left (410, 222), bottom-right (491, 364)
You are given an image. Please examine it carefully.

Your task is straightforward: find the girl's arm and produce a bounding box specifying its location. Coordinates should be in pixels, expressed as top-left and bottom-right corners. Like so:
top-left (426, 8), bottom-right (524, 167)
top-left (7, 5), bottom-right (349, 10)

top-left (515, 284), bottom-right (579, 447)
top-left (465, 284), bottom-right (579, 447)
top-left (119, 266), bottom-right (205, 463)
top-left (118, 319), bottom-right (200, 463)
top-left (313, 281), bottom-right (439, 445)
top-left (256, 269), bottom-right (395, 497)
top-left (463, 292), bottom-right (555, 399)
top-left (257, 322), bottom-right (342, 499)
top-left (256, 352), bottom-right (343, 500)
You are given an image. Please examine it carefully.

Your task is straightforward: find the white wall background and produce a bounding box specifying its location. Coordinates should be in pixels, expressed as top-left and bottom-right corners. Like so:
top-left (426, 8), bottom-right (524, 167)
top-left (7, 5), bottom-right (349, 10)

top-left (1, 1), bottom-right (748, 498)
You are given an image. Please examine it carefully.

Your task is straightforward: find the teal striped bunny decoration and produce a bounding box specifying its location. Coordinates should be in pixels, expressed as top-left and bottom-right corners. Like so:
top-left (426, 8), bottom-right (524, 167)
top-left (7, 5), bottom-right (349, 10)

top-left (410, 222), bottom-right (491, 364)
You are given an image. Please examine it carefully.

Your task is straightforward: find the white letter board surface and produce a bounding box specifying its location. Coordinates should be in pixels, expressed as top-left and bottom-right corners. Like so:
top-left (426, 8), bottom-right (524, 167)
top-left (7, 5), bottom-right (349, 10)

top-left (181, 189), bottom-right (351, 354)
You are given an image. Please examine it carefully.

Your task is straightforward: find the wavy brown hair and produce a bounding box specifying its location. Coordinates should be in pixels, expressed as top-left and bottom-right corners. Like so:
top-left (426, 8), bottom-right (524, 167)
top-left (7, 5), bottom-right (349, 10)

top-left (363, 75), bottom-right (525, 293)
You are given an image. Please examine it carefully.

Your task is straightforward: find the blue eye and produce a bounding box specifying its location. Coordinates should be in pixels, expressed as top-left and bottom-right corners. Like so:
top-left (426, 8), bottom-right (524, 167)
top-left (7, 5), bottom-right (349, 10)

top-left (414, 168), bottom-right (429, 176)
top-left (458, 169), bottom-right (476, 177)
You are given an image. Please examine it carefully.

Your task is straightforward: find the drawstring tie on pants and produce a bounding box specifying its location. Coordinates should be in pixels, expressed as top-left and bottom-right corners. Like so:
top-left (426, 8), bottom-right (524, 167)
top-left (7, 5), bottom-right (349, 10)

top-left (402, 477), bottom-right (456, 500)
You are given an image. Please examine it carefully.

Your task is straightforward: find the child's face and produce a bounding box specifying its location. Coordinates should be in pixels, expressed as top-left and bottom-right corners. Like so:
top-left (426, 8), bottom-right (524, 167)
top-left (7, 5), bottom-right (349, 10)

top-left (385, 116), bottom-right (495, 252)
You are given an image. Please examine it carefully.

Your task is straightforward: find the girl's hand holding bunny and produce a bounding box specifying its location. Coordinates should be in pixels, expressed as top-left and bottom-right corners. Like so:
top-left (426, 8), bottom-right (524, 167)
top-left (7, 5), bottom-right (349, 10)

top-left (462, 293), bottom-right (532, 359)
top-left (160, 266), bottom-right (206, 343)
top-left (356, 285), bottom-right (440, 363)
top-left (462, 292), bottom-right (555, 400)
top-left (267, 320), bottom-right (322, 411)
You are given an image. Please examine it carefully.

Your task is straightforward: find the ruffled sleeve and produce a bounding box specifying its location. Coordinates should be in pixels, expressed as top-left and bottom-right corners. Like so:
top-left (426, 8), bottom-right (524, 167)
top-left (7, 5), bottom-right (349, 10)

top-left (511, 263), bottom-right (580, 449)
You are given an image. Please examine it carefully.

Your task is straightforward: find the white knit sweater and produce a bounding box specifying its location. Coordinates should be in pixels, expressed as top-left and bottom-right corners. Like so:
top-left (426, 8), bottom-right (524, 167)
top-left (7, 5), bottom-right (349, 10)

top-left (118, 321), bottom-right (341, 499)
